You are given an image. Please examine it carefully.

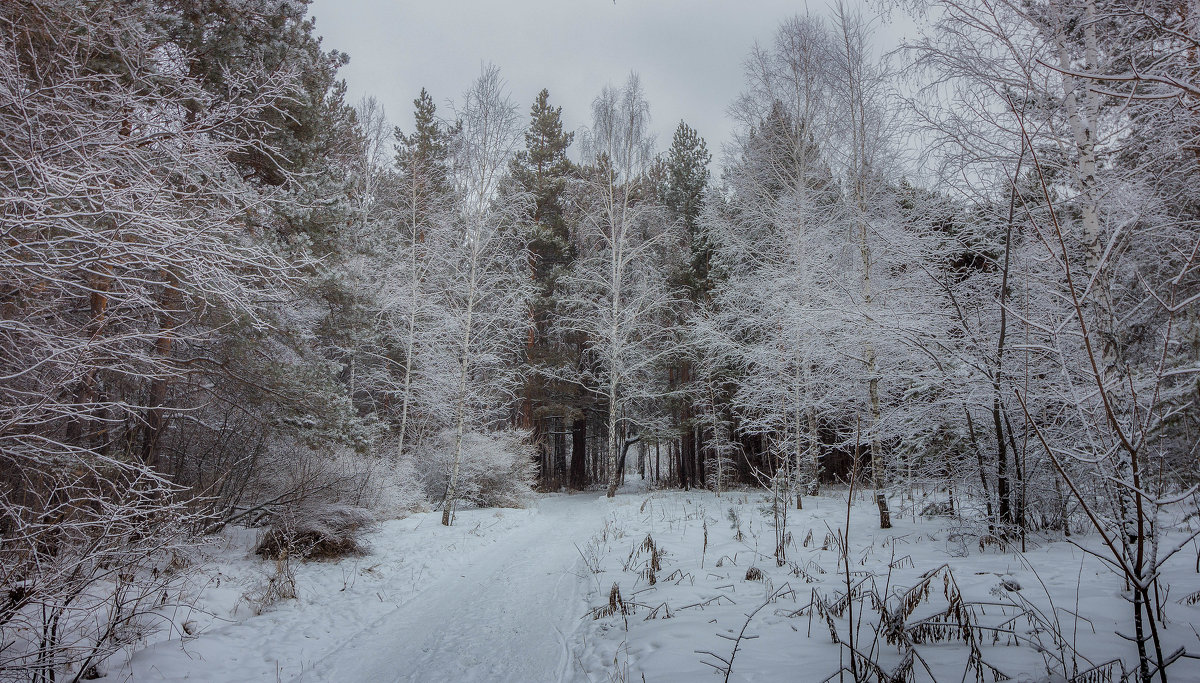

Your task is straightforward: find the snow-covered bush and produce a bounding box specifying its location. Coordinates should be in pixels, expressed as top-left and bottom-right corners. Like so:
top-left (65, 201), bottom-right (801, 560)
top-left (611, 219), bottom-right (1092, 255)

top-left (361, 443), bottom-right (429, 518)
top-left (239, 440), bottom-right (433, 560)
top-left (0, 489), bottom-right (196, 680)
top-left (417, 429), bottom-right (536, 510)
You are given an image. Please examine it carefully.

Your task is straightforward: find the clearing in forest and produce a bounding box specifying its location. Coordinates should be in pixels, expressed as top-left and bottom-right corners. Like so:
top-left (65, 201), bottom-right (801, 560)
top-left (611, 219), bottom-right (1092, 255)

top-left (108, 486), bottom-right (1200, 682)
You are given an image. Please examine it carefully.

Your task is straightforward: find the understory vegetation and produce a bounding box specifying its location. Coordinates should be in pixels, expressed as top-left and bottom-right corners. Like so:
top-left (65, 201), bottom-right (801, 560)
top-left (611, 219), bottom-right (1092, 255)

top-left (2, 0), bottom-right (1199, 680)
top-left (575, 489), bottom-right (1200, 683)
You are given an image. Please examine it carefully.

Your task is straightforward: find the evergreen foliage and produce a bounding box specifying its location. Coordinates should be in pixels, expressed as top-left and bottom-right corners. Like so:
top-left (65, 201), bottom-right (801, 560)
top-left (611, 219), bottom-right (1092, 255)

top-left (659, 121), bottom-right (712, 298)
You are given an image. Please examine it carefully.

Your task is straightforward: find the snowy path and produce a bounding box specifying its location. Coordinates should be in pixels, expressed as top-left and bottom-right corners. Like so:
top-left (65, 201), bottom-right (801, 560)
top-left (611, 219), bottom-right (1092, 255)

top-left (292, 494), bottom-right (600, 683)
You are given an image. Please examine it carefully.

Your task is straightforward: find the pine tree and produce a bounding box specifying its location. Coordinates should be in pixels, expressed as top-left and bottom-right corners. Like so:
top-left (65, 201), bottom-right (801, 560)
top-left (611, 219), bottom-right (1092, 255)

top-left (511, 89), bottom-right (575, 287)
top-left (661, 121), bottom-right (712, 298)
top-left (387, 88), bottom-right (456, 457)
top-left (396, 88), bottom-right (454, 204)
top-left (99, 0), bottom-right (374, 473)
top-left (507, 89), bottom-right (582, 487)
top-left (657, 121), bottom-right (712, 489)
top-left (161, 0), bottom-right (355, 191)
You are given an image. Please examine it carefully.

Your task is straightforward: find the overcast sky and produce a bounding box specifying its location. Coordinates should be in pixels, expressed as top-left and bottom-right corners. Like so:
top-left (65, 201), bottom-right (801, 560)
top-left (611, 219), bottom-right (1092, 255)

top-left (308, 0), bottom-right (914, 170)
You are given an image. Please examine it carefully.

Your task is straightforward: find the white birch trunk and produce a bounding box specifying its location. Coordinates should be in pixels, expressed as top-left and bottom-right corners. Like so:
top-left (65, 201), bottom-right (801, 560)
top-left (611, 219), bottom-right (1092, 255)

top-left (838, 4), bottom-right (891, 528)
top-left (397, 180), bottom-right (422, 459)
top-left (605, 169), bottom-right (624, 498)
top-left (442, 249), bottom-right (478, 526)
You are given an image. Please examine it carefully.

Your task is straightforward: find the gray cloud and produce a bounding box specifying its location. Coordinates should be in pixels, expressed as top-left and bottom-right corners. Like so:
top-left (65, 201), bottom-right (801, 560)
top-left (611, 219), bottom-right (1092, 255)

top-left (309, 0), bottom-right (912, 170)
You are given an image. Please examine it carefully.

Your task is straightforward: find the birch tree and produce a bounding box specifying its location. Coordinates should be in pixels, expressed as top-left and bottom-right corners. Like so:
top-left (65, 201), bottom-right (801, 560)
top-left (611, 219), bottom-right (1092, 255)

top-left (903, 0), bottom-right (1200, 675)
top-left (560, 75), bottom-right (682, 498)
top-left (830, 1), bottom-right (901, 528)
top-left (719, 16), bottom-right (842, 506)
top-left (436, 66), bottom-right (532, 525)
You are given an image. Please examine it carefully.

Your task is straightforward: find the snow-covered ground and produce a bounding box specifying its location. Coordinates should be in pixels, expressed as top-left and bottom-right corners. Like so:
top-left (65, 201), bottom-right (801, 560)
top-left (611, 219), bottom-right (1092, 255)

top-left (99, 485), bottom-right (1200, 682)
top-left (102, 495), bottom-right (597, 682)
top-left (570, 489), bottom-right (1200, 682)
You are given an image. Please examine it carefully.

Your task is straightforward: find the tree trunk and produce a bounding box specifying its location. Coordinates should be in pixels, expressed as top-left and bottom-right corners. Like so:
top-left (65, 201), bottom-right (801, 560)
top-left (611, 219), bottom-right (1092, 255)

top-left (442, 353), bottom-right (470, 527)
top-left (793, 380), bottom-right (804, 508)
top-left (993, 158), bottom-right (1020, 530)
top-left (397, 171), bottom-right (424, 460)
top-left (605, 382), bottom-right (620, 497)
top-left (807, 405), bottom-right (821, 496)
top-left (67, 264), bottom-right (112, 447)
top-left (682, 415), bottom-right (695, 490)
top-left (993, 395), bottom-right (1011, 527)
top-left (616, 436), bottom-right (640, 486)
top-left (964, 407), bottom-right (996, 526)
top-left (654, 440), bottom-right (660, 482)
top-left (140, 270), bottom-right (180, 467)
top-left (442, 253), bottom-right (478, 526)
top-left (554, 418), bottom-right (567, 486)
top-left (868, 365), bottom-right (891, 529)
top-left (570, 414), bottom-right (587, 490)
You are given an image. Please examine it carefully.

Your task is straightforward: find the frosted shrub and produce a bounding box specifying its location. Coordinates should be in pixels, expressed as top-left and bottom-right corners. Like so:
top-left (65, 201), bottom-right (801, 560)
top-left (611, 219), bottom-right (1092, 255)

top-left (418, 429), bottom-right (536, 510)
top-left (365, 443), bottom-right (429, 518)
top-left (244, 445), bottom-right (386, 560)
